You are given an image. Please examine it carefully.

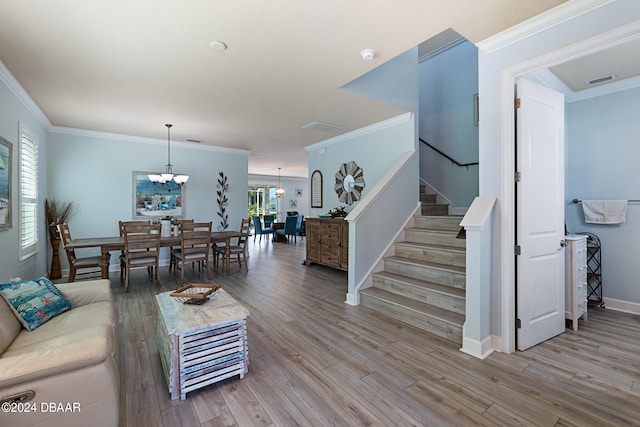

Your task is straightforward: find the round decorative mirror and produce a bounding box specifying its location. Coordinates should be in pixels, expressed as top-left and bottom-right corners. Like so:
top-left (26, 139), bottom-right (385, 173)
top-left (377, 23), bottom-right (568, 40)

top-left (334, 161), bottom-right (365, 205)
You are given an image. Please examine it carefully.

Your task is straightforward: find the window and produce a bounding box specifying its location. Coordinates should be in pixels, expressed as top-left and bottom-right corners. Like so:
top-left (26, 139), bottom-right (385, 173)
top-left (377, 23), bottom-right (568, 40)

top-left (19, 123), bottom-right (38, 261)
top-left (248, 186), bottom-right (277, 218)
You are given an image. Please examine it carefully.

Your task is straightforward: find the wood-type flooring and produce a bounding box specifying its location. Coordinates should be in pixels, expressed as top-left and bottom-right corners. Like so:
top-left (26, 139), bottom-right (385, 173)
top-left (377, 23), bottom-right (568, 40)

top-left (113, 238), bottom-right (640, 426)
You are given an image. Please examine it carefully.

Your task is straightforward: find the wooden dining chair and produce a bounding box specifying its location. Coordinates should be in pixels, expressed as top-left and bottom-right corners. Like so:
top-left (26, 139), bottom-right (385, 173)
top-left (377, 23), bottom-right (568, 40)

top-left (169, 219), bottom-right (194, 273)
top-left (215, 218), bottom-right (251, 271)
top-left (122, 223), bottom-right (161, 292)
top-left (58, 223), bottom-right (107, 282)
top-left (118, 220), bottom-right (149, 281)
top-left (171, 221), bottom-right (212, 283)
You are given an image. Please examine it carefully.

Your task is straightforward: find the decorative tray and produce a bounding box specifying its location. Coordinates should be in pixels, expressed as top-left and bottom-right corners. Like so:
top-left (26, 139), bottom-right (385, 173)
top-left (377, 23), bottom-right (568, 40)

top-left (170, 284), bottom-right (221, 305)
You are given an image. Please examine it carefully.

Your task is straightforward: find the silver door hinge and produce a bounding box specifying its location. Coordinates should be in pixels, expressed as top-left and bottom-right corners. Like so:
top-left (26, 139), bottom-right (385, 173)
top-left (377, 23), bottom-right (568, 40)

top-left (516, 318), bottom-right (522, 329)
top-left (514, 171), bottom-right (521, 182)
top-left (514, 245), bottom-right (521, 256)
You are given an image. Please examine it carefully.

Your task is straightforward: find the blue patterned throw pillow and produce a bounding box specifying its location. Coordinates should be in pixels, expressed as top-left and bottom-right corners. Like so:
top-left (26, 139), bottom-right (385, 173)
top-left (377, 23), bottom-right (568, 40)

top-left (0, 277), bottom-right (72, 331)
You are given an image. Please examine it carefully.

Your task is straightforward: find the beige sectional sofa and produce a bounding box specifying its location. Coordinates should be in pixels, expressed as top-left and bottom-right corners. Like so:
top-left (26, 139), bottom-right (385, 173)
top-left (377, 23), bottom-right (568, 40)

top-left (0, 279), bottom-right (118, 427)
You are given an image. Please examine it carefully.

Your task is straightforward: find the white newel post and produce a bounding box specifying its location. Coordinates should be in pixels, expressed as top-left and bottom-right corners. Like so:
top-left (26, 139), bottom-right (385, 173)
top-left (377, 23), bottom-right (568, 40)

top-left (460, 197), bottom-right (496, 359)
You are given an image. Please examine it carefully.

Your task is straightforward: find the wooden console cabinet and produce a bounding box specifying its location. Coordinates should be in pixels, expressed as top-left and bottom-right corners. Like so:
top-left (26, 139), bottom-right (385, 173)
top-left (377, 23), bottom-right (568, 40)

top-left (305, 217), bottom-right (348, 271)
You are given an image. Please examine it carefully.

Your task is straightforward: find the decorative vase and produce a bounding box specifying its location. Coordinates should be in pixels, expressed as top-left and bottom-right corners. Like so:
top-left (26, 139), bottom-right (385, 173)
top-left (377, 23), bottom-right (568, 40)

top-left (49, 237), bottom-right (62, 280)
top-left (160, 220), bottom-right (171, 237)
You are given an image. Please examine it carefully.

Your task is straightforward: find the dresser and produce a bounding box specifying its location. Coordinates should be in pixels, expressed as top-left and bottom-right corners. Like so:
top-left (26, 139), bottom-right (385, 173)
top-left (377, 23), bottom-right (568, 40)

top-left (305, 217), bottom-right (349, 271)
top-left (565, 234), bottom-right (588, 331)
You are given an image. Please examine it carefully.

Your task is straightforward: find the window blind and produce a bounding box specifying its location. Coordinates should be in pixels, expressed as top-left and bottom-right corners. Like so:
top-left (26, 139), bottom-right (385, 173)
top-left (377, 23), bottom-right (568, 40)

top-left (19, 124), bottom-right (38, 261)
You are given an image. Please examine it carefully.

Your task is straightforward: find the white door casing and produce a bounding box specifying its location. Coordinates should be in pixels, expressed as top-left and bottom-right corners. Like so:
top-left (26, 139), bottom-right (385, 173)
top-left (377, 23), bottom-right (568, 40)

top-left (516, 78), bottom-right (565, 351)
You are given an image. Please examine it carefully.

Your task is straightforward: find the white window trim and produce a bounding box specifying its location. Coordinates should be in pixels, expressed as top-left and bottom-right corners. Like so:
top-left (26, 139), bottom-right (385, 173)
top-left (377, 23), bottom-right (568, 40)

top-left (18, 122), bottom-right (38, 262)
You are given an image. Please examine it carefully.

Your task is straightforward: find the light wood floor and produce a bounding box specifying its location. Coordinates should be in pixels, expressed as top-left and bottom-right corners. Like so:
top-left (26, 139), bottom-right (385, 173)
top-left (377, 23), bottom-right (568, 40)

top-left (112, 238), bottom-right (640, 426)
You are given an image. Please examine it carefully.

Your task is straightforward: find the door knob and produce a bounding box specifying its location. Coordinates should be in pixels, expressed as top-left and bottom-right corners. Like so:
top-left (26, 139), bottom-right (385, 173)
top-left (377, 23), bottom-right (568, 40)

top-left (560, 239), bottom-right (567, 248)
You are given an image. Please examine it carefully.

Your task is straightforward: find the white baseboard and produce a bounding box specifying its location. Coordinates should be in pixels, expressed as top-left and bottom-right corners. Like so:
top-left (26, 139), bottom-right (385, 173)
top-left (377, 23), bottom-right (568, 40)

top-left (460, 335), bottom-right (494, 360)
top-left (345, 293), bottom-right (357, 306)
top-left (602, 297), bottom-right (640, 315)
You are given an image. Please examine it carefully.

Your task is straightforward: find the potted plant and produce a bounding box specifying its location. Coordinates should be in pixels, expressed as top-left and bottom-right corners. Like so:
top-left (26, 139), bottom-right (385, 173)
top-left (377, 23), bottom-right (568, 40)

top-left (44, 199), bottom-right (75, 279)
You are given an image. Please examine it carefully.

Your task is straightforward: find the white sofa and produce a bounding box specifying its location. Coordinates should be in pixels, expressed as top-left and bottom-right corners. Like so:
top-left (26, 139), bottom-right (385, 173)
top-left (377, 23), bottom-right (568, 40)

top-left (0, 279), bottom-right (118, 427)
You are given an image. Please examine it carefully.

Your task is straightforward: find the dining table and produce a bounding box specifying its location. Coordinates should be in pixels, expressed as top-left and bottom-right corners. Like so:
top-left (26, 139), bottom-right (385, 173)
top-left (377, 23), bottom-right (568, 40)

top-left (65, 230), bottom-right (246, 279)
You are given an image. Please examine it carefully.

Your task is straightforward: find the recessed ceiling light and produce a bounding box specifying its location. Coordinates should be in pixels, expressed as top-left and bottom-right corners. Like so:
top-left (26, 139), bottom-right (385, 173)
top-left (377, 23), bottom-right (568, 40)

top-left (209, 41), bottom-right (228, 51)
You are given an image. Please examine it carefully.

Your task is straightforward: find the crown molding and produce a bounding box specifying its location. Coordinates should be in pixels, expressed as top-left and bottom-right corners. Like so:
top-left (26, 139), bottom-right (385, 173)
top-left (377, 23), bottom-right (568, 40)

top-left (49, 126), bottom-right (251, 155)
top-left (477, 0), bottom-right (615, 53)
top-left (0, 60), bottom-right (51, 129)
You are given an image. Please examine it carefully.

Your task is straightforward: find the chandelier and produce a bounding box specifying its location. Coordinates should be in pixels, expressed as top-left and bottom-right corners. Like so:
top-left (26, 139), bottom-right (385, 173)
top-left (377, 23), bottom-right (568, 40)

top-left (148, 124), bottom-right (189, 186)
top-left (276, 168), bottom-right (285, 198)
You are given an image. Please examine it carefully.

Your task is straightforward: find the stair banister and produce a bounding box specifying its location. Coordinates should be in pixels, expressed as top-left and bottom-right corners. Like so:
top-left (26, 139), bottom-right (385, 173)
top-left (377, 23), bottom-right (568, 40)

top-left (419, 138), bottom-right (479, 169)
top-left (459, 196), bottom-right (496, 359)
top-left (345, 149), bottom-right (419, 306)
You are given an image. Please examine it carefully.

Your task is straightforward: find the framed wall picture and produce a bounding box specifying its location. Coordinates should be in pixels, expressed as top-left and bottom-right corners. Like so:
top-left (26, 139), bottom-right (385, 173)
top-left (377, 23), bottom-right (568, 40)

top-left (132, 171), bottom-right (186, 219)
top-left (310, 170), bottom-right (322, 208)
top-left (0, 136), bottom-right (12, 231)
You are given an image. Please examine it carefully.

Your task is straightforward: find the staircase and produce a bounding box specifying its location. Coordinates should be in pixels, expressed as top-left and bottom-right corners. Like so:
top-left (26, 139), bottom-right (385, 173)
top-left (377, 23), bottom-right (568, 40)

top-left (360, 186), bottom-right (465, 345)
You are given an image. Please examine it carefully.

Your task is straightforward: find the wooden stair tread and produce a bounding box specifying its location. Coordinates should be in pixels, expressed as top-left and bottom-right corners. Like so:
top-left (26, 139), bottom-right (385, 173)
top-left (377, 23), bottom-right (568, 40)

top-left (385, 256), bottom-right (466, 274)
top-left (372, 271), bottom-right (465, 298)
top-left (361, 287), bottom-right (465, 325)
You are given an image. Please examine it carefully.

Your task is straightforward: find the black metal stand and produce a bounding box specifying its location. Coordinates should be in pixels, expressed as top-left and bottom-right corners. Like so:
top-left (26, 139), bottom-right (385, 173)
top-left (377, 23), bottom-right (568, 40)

top-left (577, 232), bottom-right (603, 308)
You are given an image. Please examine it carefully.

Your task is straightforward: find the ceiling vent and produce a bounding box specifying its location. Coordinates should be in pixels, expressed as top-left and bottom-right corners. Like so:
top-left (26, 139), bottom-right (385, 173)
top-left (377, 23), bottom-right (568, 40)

top-left (302, 121), bottom-right (343, 132)
top-left (585, 73), bottom-right (617, 86)
top-left (185, 139), bottom-right (202, 143)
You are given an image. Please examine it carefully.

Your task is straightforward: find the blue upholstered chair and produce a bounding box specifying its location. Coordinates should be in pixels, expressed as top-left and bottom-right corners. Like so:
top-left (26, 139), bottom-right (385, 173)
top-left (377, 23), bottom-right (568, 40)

top-left (295, 215), bottom-right (304, 241)
top-left (263, 214), bottom-right (274, 228)
top-left (253, 215), bottom-right (274, 242)
top-left (275, 215), bottom-right (298, 243)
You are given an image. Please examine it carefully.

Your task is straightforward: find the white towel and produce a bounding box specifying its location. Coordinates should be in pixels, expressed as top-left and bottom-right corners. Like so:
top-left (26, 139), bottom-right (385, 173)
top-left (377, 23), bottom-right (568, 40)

top-left (582, 200), bottom-right (628, 224)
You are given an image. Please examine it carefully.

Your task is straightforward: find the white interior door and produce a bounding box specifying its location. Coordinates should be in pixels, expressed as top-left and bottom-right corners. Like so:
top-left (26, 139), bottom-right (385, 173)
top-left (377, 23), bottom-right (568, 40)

top-left (516, 78), bottom-right (565, 351)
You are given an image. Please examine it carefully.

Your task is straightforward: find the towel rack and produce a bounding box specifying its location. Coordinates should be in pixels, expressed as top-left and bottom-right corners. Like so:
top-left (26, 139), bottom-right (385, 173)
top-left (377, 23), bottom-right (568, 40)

top-left (571, 198), bottom-right (640, 204)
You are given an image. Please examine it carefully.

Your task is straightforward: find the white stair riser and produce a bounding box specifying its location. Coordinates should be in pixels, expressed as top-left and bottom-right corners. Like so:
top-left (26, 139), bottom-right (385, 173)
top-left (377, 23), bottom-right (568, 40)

top-left (384, 259), bottom-right (465, 289)
top-left (395, 244), bottom-right (465, 267)
top-left (361, 293), bottom-right (462, 343)
top-left (372, 275), bottom-right (465, 315)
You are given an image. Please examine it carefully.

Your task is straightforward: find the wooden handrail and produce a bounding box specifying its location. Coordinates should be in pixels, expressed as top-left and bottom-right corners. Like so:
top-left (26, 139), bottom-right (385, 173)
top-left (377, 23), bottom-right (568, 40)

top-left (419, 138), bottom-right (478, 169)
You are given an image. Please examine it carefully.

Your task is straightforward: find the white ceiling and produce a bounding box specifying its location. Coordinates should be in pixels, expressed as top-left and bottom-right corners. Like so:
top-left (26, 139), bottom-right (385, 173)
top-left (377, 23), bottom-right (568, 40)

top-left (0, 0), bottom-right (567, 178)
top-left (548, 37), bottom-right (640, 93)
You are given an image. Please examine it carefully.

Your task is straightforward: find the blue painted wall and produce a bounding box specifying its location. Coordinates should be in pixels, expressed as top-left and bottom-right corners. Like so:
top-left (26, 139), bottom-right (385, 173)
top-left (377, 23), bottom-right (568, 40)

top-left (0, 75), bottom-right (50, 282)
top-left (565, 86), bottom-right (640, 304)
top-left (419, 40), bottom-right (478, 209)
top-left (47, 130), bottom-right (249, 269)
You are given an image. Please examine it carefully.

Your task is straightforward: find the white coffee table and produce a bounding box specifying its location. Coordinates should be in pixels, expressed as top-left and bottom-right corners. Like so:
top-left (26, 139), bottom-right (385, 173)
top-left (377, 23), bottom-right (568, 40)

top-left (156, 288), bottom-right (249, 400)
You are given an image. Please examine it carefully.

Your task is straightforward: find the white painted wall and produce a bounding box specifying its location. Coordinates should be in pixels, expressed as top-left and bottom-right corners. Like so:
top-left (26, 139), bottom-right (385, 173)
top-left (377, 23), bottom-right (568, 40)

top-left (419, 40), bottom-right (479, 209)
top-left (565, 86), bottom-right (640, 304)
